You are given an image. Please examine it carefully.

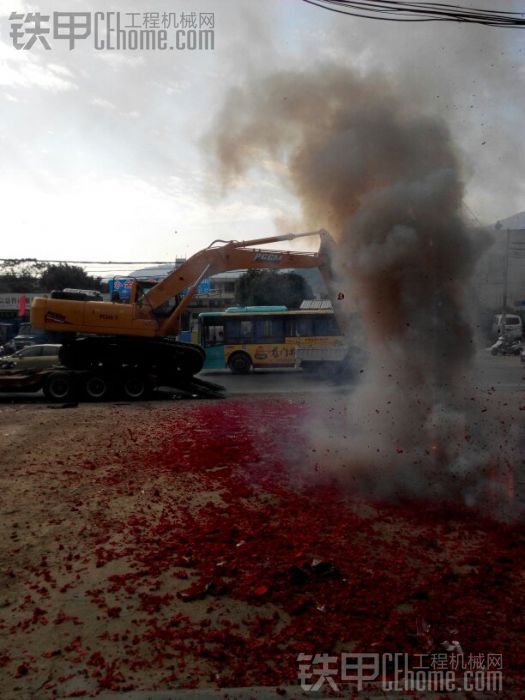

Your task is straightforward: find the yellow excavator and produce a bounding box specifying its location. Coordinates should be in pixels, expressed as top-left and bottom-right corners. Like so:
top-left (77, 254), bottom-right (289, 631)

top-left (30, 229), bottom-right (344, 401)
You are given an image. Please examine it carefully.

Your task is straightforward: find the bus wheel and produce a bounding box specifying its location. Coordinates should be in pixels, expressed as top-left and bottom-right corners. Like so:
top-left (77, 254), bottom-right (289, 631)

top-left (84, 374), bottom-right (112, 401)
top-left (43, 371), bottom-right (78, 403)
top-left (228, 352), bottom-right (252, 374)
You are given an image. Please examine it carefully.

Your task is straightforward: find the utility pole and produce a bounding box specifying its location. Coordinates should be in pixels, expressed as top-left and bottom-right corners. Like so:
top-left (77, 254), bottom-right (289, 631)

top-left (501, 226), bottom-right (511, 334)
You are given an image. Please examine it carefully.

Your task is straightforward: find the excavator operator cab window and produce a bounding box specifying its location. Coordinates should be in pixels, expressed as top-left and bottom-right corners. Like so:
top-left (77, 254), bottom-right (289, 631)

top-left (152, 296), bottom-right (179, 318)
top-left (134, 280), bottom-right (158, 308)
top-left (134, 285), bottom-right (145, 306)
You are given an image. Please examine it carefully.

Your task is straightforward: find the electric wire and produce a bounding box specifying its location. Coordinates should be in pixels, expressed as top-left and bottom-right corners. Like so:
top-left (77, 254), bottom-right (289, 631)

top-left (302, 0), bottom-right (525, 26)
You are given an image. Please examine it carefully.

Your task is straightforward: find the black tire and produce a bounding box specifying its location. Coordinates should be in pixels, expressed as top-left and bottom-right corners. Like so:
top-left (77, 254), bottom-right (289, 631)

top-left (84, 374), bottom-right (112, 401)
top-left (43, 371), bottom-right (78, 403)
top-left (228, 352), bottom-right (252, 374)
top-left (120, 374), bottom-right (152, 401)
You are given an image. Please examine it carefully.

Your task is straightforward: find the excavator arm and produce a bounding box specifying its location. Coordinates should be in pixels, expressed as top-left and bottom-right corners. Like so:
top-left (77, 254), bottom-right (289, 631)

top-left (31, 228), bottom-right (344, 340)
top-left (145, 230), bottom-right (333, 335)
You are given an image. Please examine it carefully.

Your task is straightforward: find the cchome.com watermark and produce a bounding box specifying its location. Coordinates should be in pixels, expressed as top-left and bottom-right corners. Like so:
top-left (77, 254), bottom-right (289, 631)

top-left (298, 652), bottom-right (504, 693)
top-left (8, 11), bottom-right (214, 51)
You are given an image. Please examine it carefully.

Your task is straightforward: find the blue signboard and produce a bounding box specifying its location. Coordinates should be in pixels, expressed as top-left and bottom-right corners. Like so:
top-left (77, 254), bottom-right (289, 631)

top-left (109, 277), bottom-right (134, 301)
top-left (180, 279), bottom-right (211, 297)
top-left (109, 277), bottom-right (210, 301)
top-left (197, 278), bottom-right (210, 294)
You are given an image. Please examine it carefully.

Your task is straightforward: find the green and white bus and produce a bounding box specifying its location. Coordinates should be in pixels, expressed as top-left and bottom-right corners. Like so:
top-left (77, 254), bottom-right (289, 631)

top-left (198, 305), bottom-right (345, 373)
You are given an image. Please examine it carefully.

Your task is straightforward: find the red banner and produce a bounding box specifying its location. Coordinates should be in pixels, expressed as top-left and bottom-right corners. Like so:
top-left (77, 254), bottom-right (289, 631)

top-left (17, 295), bottom-right (26, 317)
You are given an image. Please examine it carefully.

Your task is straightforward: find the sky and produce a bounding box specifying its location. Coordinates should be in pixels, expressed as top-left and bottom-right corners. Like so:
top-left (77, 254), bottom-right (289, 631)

top-left (1, 0), bottom-right (525, 276)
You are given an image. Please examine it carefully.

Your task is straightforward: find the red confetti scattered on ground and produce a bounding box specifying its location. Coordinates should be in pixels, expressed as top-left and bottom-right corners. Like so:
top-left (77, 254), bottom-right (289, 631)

top-left (0, 397), bottom-right (523, 696)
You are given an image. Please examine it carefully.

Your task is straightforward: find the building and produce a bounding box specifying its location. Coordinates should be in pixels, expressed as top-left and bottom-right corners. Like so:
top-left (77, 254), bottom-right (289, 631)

top-left (475, 211), bottom-right (525, 313)
top-left (129, 263), bottom-right (326, 329)
top-left (0, 293), bottom-right (43, 341)
top-left (130, 263), bottom-right (243, 328)
top-left (0, 246), bottom-right (326, 340)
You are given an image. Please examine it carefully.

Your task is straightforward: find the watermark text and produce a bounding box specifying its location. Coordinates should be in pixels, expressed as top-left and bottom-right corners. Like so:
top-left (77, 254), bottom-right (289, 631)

top-left (9, 11), bottom-right (215, 50)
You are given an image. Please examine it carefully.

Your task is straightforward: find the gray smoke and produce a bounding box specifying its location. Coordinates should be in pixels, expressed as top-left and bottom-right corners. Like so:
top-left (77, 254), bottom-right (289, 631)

top-left (206, 64), bottom-right (517, 510)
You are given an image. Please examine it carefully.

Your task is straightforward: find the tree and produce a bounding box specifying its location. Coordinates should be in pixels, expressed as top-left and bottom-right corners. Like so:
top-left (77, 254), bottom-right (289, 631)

top-left (236, 270), bottom-right (313, 309)
top-left (0, 259), bottom-right (47, 293)
top-left (39, 264), bottom-right (103, 293)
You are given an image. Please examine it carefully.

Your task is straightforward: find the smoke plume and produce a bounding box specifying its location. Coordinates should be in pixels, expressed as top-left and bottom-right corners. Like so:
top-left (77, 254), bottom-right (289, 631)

top-left (207, 64), bottom-right (516, 509)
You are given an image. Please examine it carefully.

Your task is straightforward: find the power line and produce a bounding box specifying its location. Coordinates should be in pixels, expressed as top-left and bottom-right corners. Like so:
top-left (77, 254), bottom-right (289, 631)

top-left (0, 258), bottom-right (174, 265)
top-left (302, 1), bottom-right (525, 26)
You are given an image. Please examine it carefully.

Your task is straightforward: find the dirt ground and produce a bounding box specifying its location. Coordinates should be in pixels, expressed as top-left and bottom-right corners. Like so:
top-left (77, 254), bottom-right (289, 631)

top-left (0, 392), bottom-right (524, 698)
top-left (0, 399), bottom-right (252, 698)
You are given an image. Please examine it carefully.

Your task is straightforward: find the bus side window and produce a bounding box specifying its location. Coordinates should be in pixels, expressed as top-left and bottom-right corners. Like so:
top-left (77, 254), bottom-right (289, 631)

top-left (205, 323), bottom-right (225, 346)
top-left (255, 318), bottom-right (284, 343)
top-left (314, 316), bottom-right (339, 336)
top-left (241, 320), bottom-right (252, 340)
top-left (225, 319), bottom-right (254, 344)
top-left (296, 317), bottom-right (314, 337)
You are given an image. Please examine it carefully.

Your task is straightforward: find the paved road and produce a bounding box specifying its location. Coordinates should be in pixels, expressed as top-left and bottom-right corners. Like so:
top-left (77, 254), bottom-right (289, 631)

top-left (471, 351), bottom-right (525, 392)
top-left (202, 351), bottom-right (525, 395)
top-left (0, 352), bottom-right (523, 403)
top-left (200, 367), bottom-right (346, 394)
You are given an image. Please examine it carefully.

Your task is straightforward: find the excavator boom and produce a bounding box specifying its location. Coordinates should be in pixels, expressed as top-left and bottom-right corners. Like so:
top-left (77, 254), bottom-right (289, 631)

top-left (146, 230), bottom-right (329, 335)
top-left (31, 229), bottom-right (337, 339)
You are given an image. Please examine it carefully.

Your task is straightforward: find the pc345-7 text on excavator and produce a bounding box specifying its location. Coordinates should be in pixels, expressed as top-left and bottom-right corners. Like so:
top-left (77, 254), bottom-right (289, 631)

top-left (23, 229), bottom-right (346, 402)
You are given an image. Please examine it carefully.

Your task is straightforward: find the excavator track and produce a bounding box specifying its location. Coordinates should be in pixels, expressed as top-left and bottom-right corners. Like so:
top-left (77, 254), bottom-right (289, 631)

top-left (59, 336), bottom-right (205, 376)
top-left (53, 336), bottom-right (224, 400)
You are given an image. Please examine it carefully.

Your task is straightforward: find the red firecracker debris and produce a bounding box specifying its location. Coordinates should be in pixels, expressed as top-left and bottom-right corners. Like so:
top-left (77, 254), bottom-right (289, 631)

top-left (2, 397), bottom-right (523, 694)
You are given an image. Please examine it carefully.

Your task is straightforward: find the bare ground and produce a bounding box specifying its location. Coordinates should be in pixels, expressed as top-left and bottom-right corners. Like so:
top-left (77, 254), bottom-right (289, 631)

top-left (0, 389), bottom-right (523, 698)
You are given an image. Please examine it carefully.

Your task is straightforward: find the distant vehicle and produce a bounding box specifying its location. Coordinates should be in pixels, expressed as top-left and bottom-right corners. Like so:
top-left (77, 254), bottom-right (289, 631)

top-left (488, 335), bottom-right (522, 356)
top-left (198, 306), bottom-right (345, 373)
top-left (0, 323), bottom-right (14, 345)
top-left (12, 321), bottom-right (50, 350)
top-left (12, 334), bottom-right (38, 350)
top-left (50, 288), bottom-right (104, 302)
top-left (0, 344), bottom-right (61, 371)
top-left (491, 314), bottom-right (523, 340)
top-left (0, 340), bottom-right (16, 357)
